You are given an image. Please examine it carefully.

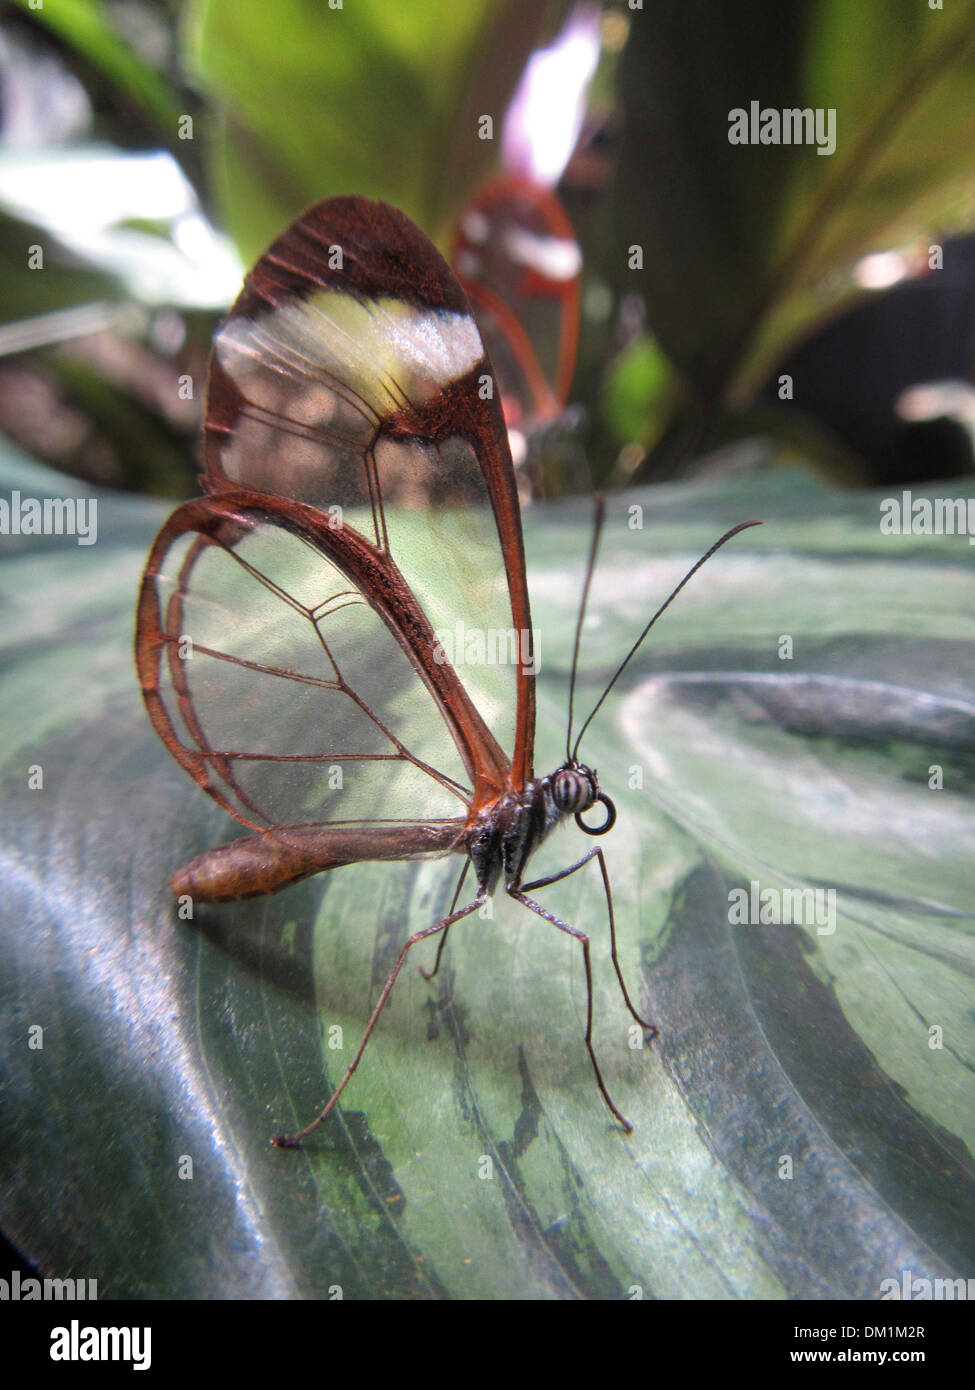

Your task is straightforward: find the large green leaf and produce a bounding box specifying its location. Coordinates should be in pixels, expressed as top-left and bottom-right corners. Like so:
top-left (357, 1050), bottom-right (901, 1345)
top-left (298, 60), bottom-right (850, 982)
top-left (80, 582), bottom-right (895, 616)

top-left (186, 0), bottom-right (568, 262)
top-left (1, 443), bottom-right (974, 1297)
top-left (614, 0), bottom-right (975, 404)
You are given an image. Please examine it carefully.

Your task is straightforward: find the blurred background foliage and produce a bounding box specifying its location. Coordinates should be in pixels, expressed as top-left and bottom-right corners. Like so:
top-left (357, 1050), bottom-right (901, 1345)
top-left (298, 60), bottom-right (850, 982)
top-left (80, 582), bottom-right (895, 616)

top-left (3, 0), bottom-right (975, 495)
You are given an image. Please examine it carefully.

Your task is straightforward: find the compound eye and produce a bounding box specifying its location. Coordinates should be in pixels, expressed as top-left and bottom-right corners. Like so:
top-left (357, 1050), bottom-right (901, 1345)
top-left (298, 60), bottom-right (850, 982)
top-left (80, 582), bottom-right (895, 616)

top-left (553, 768), bottom-right (594, 814)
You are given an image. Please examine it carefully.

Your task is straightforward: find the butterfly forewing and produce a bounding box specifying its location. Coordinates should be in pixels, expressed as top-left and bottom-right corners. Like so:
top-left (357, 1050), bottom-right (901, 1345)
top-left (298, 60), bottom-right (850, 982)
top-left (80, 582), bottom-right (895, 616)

top-left (206, 199), bottom-right (532, 776)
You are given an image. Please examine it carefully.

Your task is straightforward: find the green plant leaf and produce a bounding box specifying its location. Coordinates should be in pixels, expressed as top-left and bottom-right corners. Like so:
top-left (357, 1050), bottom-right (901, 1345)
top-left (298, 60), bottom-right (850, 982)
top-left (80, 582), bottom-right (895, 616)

top-left (187, 0), bottom-right (569, 262)
top-left (2, 443), bottom-right (974, 1297)
top-left (614, 0), bottom-right (975, 404)
top-left (600, 333), bottom-right (675, 448)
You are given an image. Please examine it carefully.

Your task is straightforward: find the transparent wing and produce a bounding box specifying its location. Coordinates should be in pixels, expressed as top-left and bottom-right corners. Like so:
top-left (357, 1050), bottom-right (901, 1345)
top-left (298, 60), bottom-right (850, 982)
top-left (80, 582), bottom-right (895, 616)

top-left (137, 493), bottom-right (508, 840)
top-left (200, 197), bottom-right (536, 785)
top-left (451, 174), bottom-right (581, 433)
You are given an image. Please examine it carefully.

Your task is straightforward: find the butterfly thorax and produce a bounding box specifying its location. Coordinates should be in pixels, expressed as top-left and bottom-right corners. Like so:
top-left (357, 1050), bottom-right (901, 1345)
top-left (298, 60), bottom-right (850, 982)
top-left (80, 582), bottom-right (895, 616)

top-left (468, 763), bottom-right (600, 895)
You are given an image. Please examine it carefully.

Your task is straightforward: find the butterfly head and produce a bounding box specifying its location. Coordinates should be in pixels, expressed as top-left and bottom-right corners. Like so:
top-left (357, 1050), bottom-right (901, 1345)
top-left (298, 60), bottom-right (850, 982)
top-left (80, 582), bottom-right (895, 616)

top-left (552, 762), bottom-right (616, 836)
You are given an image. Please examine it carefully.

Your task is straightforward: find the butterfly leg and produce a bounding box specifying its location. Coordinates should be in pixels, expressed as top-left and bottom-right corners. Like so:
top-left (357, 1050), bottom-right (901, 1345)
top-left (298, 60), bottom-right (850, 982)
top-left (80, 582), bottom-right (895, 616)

top-left (418, 858), bottom-right (471, 981)
top-left (508, 887), bottom-right (636, 1134)
top-left (273, 891), bottom-right (486, 1148)
top-left (521, 848), bottom-right (657, 1038)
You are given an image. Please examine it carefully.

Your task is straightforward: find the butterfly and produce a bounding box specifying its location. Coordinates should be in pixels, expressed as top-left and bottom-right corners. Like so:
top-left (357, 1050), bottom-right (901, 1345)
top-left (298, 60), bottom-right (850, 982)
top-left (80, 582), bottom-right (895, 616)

top-left (136, 195), bottom-right (757, 1146)
top-left (451, 172), bottom-right (581, 439)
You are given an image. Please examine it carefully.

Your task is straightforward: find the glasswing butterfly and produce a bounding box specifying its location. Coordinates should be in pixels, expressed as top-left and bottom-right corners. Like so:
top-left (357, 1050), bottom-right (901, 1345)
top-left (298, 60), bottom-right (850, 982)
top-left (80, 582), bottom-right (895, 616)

top-left (451, 172), bottom-right (582, 439)
top-left (135, 195), bottom-right (757, 1146)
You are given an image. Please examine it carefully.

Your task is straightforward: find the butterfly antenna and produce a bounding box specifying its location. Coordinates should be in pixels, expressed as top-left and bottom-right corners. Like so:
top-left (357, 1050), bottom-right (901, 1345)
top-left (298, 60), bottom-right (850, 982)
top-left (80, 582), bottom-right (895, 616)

top-left (566, 496), bottom-right (606, 761)
top-left (571, 518), bottom-right (763, 762)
